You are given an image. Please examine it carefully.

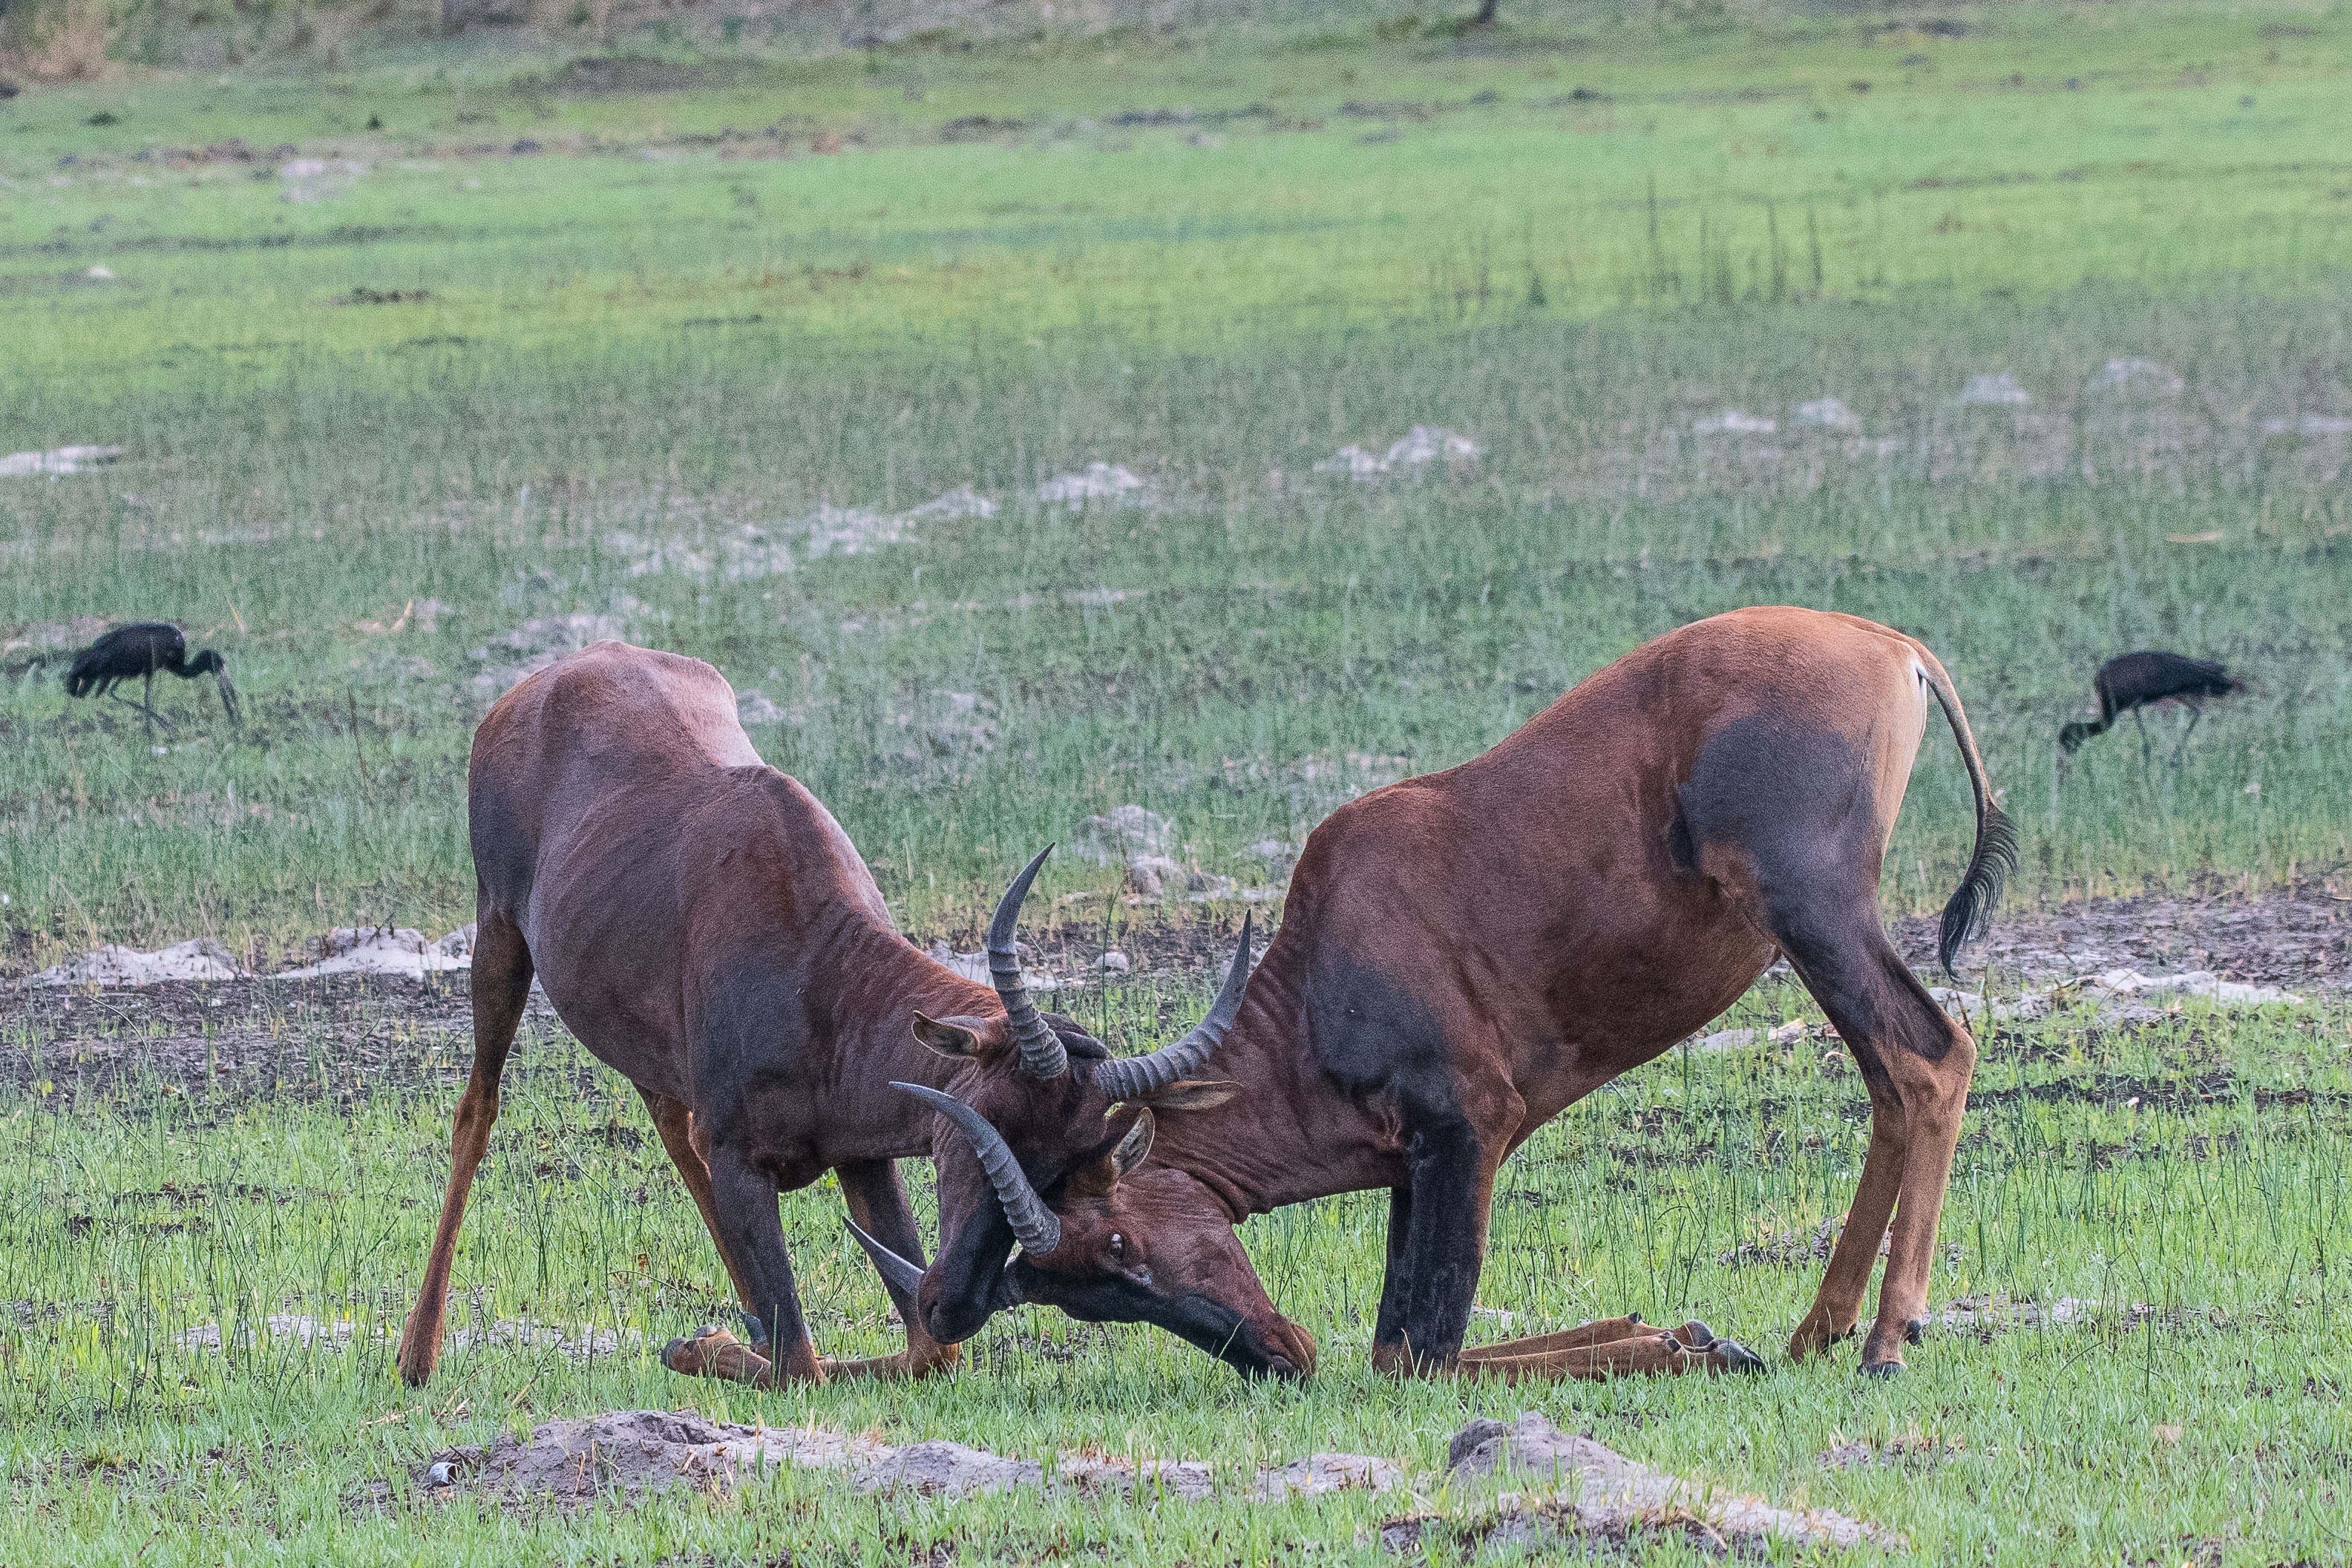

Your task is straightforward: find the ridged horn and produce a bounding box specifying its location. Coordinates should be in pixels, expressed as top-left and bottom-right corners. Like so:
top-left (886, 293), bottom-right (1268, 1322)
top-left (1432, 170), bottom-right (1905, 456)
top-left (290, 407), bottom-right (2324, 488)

top-left (1095, 914), bottom-right (1253, 1102)
top-left (989, 846), bottom-right (1066, 1080)
top-left (843, 1216), bottom-right (926, 1297)
top-left (894, 1081), bottom-right (1062, 1256)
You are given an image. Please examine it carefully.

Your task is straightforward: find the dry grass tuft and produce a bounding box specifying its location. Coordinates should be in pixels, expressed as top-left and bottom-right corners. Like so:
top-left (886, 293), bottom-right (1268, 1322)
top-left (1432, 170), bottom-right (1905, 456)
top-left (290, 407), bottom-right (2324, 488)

top-left (1, 0), bottom-right (115, 82)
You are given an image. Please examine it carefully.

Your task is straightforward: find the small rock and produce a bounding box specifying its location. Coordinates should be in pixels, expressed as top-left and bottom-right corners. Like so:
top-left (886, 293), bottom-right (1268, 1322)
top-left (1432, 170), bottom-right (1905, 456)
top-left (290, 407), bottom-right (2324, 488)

top-left (275, 926), bottom-right (471, 980)
top-left (2089, 358), bottom-right (2183, 398)
top-left (1383, 425), bottom-right (1481, 468)
top-left (27, 939), bottom-right (242, 987)
top-left (1435, 1412), bottom-right (1893, 1550)
top-left (1184, 870), bottom-right (1238, 901)
top-left (1313, 443), bottom-right (1389, 479)
top-left (1073, 804), bottom-right (1175, 862)
top-left (1239, 839), bottom-right (1297, 873)
top-left (1098, 951), bottom-right (1130, 973)
top-left (1696, 409), bottom-right (1777, 434)
top-left (735, 689), bottom-right (785, 726)
top-left (1961, 372), bottom-right (2031, 406)
top-left (1791, 396), bottom-right (1859, 430)
top-left (0, 444), bottom-right (123, 477)
top-left (1038, 462), bottom-right (1149, 505)
top-left (1125, 854), bottom-right (1185, 899)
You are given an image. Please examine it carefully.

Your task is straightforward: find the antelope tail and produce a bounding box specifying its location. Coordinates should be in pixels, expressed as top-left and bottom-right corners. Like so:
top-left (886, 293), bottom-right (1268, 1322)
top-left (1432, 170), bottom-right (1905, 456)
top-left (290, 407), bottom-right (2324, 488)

top-left (1916, 649), bottom-right (2017, 977)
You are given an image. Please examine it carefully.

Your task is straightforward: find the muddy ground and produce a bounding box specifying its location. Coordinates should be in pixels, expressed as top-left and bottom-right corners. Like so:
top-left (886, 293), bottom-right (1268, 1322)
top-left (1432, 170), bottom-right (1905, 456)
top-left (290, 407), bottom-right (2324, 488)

top-left (3, 887), bottom-right (2343, 1108)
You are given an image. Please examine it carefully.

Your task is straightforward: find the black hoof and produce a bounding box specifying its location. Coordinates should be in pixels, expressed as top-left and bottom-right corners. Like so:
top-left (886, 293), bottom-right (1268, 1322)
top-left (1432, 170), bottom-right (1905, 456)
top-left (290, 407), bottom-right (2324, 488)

top-left (1858, 1359), bottom-right (1904, 1379)
top-left (1717, 1338), bottom-right (1767, 1374)
top-left (1680, 1319), bottom-right (1717, 1348)
top-left (739, 1310), bottom-right (771, 1347)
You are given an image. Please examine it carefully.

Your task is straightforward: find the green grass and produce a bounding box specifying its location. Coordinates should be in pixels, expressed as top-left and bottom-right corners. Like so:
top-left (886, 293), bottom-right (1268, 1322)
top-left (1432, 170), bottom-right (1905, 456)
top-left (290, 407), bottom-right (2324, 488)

top-left (3, 3), bottom-right (2351, 1561)
top-left (4, 980), bottom-right (2347, 1564)
top-left (5, 5), bottom-right (2352, 960)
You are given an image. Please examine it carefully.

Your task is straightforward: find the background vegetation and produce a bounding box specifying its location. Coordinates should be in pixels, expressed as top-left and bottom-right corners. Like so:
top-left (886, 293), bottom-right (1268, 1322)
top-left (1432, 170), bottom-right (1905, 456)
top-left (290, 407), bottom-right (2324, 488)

top-left (1, 2), bottom-right (2348, 1563)
top-left (4, 1), bottom-right (2349, 963)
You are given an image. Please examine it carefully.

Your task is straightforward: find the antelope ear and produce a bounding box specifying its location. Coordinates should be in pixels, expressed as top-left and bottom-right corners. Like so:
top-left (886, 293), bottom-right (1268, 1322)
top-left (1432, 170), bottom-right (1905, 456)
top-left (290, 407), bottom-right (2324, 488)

top-left (1132, 1079), bottom-right (1239, 1112)
top-left (1110, 1109), bottom-right (1155, 1178)
top-left (911, 1011), bottom-right (988, 1057)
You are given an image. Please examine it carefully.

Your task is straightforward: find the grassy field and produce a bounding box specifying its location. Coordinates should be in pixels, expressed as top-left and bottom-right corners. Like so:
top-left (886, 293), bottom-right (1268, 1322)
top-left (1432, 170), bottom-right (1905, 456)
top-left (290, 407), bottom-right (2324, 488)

top-left (4, 975), bottom-right (2348, 1564)
top-left (2, 1), bottom-right (2351, 1562)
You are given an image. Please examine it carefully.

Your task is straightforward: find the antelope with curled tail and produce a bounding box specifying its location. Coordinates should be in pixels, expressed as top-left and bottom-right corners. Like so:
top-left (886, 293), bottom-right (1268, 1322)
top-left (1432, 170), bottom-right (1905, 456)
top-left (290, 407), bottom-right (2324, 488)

top-left (862, 608), bottom-right (2015, 1382)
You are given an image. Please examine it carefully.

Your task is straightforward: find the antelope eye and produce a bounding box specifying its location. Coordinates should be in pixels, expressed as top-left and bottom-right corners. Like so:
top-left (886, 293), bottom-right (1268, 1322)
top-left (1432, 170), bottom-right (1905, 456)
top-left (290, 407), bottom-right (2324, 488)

top-left (1108, 1233), bottom-right (1126, 1261)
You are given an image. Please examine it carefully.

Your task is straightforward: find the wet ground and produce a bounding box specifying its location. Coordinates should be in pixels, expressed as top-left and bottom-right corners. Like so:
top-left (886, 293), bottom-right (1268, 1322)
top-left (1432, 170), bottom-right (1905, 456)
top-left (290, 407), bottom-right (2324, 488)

top-left (4, 887), bottom-right (2342, 1108)
top-left (1894, 881), bottom-right (2351, 991)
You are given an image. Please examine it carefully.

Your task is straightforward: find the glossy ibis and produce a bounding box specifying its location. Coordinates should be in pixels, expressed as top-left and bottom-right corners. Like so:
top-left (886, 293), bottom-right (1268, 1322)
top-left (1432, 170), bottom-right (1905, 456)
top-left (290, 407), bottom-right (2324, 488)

top-left (2058, 651), bottom-right (2238, 761)
top-left (63, 622), bottom-right (239, 735)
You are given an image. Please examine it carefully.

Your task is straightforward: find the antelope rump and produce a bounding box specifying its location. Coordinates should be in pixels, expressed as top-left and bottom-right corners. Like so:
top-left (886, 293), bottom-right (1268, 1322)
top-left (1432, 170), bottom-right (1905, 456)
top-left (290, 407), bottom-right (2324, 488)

top-left (869, 607), bottom-right (2017, 1381)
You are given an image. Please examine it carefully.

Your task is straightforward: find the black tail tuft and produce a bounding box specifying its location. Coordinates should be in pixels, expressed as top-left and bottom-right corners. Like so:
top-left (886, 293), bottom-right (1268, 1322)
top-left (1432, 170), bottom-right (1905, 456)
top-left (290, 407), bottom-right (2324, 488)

top-left (1938, 804), bottom-right (2017, 977)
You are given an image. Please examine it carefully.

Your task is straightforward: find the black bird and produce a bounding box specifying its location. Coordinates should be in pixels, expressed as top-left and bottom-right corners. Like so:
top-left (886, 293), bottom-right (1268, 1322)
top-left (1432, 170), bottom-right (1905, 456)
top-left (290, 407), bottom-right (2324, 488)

top-left (64, 622), bottom-right (240, 734)
top-left (2059, 651), bottom-right (2238, 759)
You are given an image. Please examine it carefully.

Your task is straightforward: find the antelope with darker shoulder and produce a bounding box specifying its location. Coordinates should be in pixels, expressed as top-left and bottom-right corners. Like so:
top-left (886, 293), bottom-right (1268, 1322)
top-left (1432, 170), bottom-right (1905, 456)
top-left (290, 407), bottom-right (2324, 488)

top-left (856, 608), bottom-right (2015, 1382)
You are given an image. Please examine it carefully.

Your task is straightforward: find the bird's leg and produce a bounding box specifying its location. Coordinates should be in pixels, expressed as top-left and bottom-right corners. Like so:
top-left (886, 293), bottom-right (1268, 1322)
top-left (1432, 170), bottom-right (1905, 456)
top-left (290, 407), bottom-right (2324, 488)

top-left (2169, 701), bottom-right (2204, 767)
top-left (2132, 706), bottom-right (2152, 769)
top-left (140, 671), bottom-right (176, 734)
top-left (108, 686), bottom-right (172, 734)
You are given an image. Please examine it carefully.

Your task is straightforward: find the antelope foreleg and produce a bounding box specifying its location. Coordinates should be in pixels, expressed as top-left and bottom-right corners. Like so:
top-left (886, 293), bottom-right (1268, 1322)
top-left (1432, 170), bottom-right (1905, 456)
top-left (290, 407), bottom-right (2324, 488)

top-left (397, 915), bottom-right (530, 1387)
top-left (1455, 1314), bottom-right (1649, 1363)
top-left (830, 1158), bottom-right (959, 1380)
top-left (1452, 1322), bottom-right (1762, 1382)
top-left (660, 1325), bottom-right (776, 1385)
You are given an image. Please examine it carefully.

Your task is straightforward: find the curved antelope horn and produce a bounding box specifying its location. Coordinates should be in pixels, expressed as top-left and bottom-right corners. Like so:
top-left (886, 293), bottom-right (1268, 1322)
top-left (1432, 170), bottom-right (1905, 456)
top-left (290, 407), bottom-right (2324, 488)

top-left (894, 1081), bottom-right (1062, 1257)
top-left (1095, 914), bottom-right (1253, 1102)
top-left (843, 1216), bottom-right (926, 1297)
top-left (989, 846), bottom-right (1067, 1080)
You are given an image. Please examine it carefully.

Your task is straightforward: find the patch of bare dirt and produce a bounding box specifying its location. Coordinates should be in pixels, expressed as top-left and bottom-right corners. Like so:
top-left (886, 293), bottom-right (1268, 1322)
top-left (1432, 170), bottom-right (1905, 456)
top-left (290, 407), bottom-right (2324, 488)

top-left (0, 970), bottom-right (543, 1107)
top-left (0, 908), bottom-right (1252, 1107)
top-left (1378, 1412), bottom-right (1896, 1556)
top-left (399, 1408), bottom-right (1398, 1512)
top-left (1896, 884), bottom-right (2351, 993)
top-left (6, 888), bottom-right (2333, 1111)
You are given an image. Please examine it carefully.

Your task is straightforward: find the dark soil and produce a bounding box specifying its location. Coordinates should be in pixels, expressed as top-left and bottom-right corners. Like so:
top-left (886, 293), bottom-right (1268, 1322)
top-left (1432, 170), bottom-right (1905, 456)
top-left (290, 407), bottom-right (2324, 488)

top-left (4, 888), bottom-right (2339, 1109)
top-left (1892, 883), bottom-right (2351, 991)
